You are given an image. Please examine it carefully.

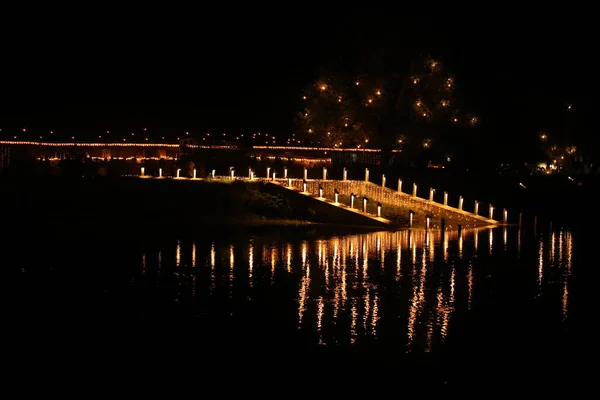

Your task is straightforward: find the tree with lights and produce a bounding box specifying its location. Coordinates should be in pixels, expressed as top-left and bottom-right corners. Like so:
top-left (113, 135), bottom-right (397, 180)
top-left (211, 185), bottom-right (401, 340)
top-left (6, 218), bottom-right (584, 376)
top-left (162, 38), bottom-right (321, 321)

top-left (295, 56), bottom-right (477, 157)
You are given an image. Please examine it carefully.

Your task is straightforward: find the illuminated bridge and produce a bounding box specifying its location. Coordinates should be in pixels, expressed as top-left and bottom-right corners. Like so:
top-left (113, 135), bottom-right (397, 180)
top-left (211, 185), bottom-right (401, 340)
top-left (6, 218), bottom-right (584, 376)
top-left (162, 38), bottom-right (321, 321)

top-left (0, 141), bottom-right (397, 165)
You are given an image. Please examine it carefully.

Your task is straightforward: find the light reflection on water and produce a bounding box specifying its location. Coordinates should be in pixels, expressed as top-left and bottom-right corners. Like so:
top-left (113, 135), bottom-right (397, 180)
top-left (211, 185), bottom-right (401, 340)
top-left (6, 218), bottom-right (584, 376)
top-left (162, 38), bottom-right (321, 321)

top-left (135, 227), bottom-right (574, 351)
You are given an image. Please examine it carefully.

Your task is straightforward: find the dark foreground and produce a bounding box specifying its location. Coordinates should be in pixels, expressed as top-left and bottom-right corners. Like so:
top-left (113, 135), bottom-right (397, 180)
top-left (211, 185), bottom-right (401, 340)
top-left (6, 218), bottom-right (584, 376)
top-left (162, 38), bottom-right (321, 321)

top-left (4, 222), bottom-right (595, 390)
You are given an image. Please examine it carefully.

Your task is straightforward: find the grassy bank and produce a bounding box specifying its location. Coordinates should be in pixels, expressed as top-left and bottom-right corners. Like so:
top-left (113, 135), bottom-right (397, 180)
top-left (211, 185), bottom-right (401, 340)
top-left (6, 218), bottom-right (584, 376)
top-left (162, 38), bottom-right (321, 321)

top-left (1, 177), bottom-right (387, 238)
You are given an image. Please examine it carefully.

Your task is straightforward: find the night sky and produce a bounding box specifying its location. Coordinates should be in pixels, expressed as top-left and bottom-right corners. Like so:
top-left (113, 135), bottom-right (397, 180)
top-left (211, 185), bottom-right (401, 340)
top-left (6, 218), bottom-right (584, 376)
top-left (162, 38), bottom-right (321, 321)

top-left (1, 9), bottom-right (593, 160)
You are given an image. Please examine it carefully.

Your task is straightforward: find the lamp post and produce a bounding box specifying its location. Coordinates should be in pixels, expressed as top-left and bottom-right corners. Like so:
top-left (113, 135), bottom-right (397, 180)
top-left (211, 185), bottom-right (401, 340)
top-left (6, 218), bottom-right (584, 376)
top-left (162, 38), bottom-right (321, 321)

top-left (398, 179), bottom-right (402, 193)
top-left (382, 174), bottom-right (386, 188)
top-left (334, 188), bottom-right (339, 204)
top-left (489, 205), bottom-right (494, 220)
top-left (323, 167), bottom-right (327, 181)
top-left (429, 188), bottom-right (435, 202)
top-left (176, 168), bottom-right (181, 178)
top-left (474, 201), bottom-right (479, 215)
top-left (377, 202), bottom-right (382, 217)
top-left (459, 196), bottom-right (463, 211)
top-left (351, 193), bottom-right (355, 209)
top-left (363, 197), bottom-right (368, 213)
top-left (266, 167), bottom-right (270, 180)
top-left (304, 168), bottom-right (307, 181)
top-left (343, 168), bottom-right (347, 181)
top-left (365, 168), bottom-right (369, 182)
top-left (444, 192), bottom-right (448, 206)
top-left (412, 183), bottom-right (417, 197)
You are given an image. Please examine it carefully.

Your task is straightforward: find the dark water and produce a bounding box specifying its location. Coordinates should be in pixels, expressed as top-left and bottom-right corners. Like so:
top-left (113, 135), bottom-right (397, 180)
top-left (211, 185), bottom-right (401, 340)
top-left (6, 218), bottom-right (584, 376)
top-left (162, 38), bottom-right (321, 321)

top-left (4, 225), bottom-right (592, 386)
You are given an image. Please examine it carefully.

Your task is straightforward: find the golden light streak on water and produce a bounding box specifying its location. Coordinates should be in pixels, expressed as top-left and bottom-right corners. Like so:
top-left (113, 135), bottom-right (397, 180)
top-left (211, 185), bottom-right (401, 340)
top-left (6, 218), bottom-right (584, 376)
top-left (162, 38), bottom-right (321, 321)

top-left (176, 240), bottom-right (181, 267)
top-left (363, 289), bottom-right (370, 330)
top-left (488, 228), bottom-right (493, 255)
top-left (286, 244), bottom-right (292, 273)
top-left (443, 231), bottom-right (448, 262)
top-left (301, 241), bottom-right (308, 269)
top-left (559, 230), bottom-right (563, 262)
top-left (271, 246), bottom-right (277, 276)
top-left (209, 243), bottom-right (215, 291)
top-left (503, 227), bottom-right (507, 247)
top-left (467, 263), bottom-right (473, 310)
top-left (396, 242), bottom-right (402, 280)
top-left (248, 242), bottom-right (253, 286)
top-left (566, 231), bottom-right (572, 271)
top-left (474, 228), bottom-right (479, 252)
top-left (192, 242), bottom-right (196, 267)
top-left (550, 231), bottom-right (555, 265)
top-left (538, 240), bottom-right (544, 289)
top-left (458, 233), bottom-right (463, 258)
top-left (316, 297), bottom-right (324, 332)
top-left (371, 294), bottom-right (379, 336)
top-left (350, 299), bottom-right (358, 344)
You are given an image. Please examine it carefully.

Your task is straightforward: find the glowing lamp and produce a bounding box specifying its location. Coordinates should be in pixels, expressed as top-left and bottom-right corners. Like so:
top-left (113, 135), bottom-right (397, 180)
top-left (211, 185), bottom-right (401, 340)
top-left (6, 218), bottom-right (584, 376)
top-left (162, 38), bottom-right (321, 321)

top-left (382, 174), bottom-right (386, 188)
top-left (343, 168), bottom-right (347, 181)
top-left (412, 183), bottom-right (417, 197)
top-left (362, 197), bottom-right (368, 213)
top-left (272, 172), bottom-right (276, 181)
top-left (304, 168), bottom-right (308, 181)
top-left (193, 169), bottom-right (197, 179)
top-left (211, 169), bottom-right (215, 178)
top-left (323, 167), bottom-right (327, 181)
top-left (288, 178), bottom-right (292, 187)
top-left (231, 168), bottom-right (235, 179)
top-left (334, 189), bottom-right (339, 204)
top-left (426, 216), bottom-right (430, 230)
top-left (303, 180), bottom-right (307, 193)
top-left (365, 168), bottom-right (369, 182)
top-left (176, 168), bottom-right (181, 178)
top-left (318, 185), bottom-right (323, 198)
top-left (350, 193), bottom-right (355, 209)
top-left (140, 167), bottom-right (145, 176)
top-left (266, 167), bottom-right (270, 180)
top-left (489, 205), bottom-right (494, 220)
top-left (443, 191), bottom-right (448, 206)
top-left (398, 179), bottom-right (402, 193)
top-left (284, 168), bottom-right (288, 179)
top-left (409, 211), bottom-right (414, 228)
top-left (474, 201), bottom-right (479, 215)
top-left (377, 202), bottom-right (382, 217)
top-left (159, 168), bottom-right (162, 178)
top-left (459, 196), bottom-right (464, 211)
top-left (429, 188), bottom-right (435, 202)
top-left (503, 209), bottom-right (508, 223)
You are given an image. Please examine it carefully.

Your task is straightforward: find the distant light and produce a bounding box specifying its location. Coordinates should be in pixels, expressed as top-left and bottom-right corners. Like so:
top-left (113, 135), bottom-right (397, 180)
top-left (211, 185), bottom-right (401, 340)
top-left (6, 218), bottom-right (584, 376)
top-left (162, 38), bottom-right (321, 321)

top-left (22, 128), bottom-right (26, 132)
top-left (143, 128), bottom-right (147, 131)
top-left (376, 90), bottom-right (381, 95)
top-left (50, 131), bottom-right (54, 134)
